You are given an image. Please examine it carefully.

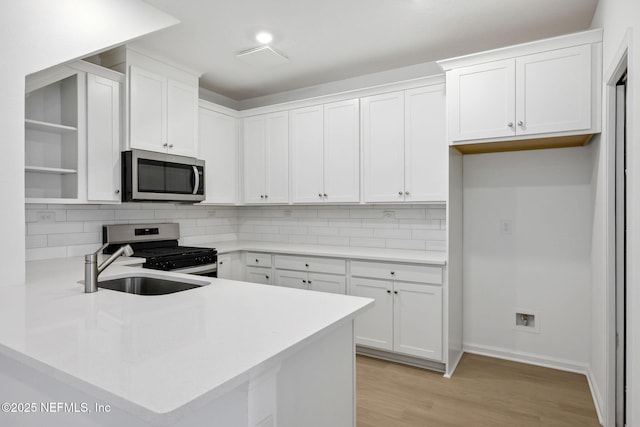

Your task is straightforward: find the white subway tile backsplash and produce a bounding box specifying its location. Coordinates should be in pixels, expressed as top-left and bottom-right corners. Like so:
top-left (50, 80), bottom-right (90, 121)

top-left (25, 204), bottom-right (446, 260)
top-left (349, 238), bottom-right (386, 248)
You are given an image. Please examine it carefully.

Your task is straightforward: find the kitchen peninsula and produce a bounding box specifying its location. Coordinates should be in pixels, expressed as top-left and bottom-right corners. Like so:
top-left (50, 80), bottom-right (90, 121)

top-left (0, 256), bottom-right (372, 427)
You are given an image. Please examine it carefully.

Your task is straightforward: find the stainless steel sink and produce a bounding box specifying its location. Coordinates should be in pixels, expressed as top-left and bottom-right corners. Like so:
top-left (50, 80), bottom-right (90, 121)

top-left (98, 276), bottom-right (205, 295)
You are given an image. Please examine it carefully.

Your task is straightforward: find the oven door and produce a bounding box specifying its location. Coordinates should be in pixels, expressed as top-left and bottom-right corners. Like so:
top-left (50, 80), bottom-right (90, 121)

top-left (123, 149), bottom-right (205, 202)
top-left (171, 264), bottom-right (218, 278)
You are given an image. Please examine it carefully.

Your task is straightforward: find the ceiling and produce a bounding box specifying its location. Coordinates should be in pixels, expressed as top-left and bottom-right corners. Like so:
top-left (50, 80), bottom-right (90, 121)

top-left (133, 0), bottom-right (599, 101)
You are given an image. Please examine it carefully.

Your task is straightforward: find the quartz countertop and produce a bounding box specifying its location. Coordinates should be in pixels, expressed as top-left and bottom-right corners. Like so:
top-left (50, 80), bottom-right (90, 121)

top-left (0, 256), bottom-right (372, 424)
top-left (198, 240), bottom-right (446, 265)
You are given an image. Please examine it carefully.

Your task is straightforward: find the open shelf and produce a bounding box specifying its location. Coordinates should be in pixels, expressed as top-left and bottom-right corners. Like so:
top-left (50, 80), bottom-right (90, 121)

top-left (25, 119), bottom-right (77, 133)
top-left (25, 166), bottom-right (77, 174)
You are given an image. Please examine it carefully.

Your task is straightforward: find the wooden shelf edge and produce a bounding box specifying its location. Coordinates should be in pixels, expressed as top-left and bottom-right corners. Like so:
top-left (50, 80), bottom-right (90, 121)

top-left (452, 134), bottom-right (594, 155)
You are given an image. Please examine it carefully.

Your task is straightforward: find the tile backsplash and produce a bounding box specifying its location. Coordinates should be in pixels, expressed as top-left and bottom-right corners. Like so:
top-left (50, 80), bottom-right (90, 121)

top-left (25, 203), bottom-right (446, 261)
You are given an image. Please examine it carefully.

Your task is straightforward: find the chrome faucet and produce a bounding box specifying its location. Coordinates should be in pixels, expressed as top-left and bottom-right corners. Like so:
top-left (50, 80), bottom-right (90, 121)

top-left (84, 243), bottom-right (134, 293)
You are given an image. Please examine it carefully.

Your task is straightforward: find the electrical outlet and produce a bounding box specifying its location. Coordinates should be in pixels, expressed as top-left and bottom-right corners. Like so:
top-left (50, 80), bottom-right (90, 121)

top-left (208, 210), bottom-right (217, 217)
top-left (500, 219), bottom-right (513, 235)
top-left (36, 211), bottom-right (55, 223)
top-left (383, 210), bottom-right (396, 220)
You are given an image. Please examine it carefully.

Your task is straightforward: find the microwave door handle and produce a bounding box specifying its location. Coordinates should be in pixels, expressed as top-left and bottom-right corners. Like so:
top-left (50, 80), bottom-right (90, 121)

top-left (192, 166), bottom-right (200, 195)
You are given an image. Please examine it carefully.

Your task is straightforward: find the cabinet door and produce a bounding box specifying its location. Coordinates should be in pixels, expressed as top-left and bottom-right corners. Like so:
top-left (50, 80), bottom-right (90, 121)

top-left (243, 116), bottom-right (267, 203)
top-left (291, 106), bottom-right (324, 203)
top-left (324, 99), bottom-right (360, 203)
top-left (309, 272), bottom-right (346, 294)
top-left (404, 85), bottom-right (446, 202)
top-left (447, 59), bottom-right (515, 142)
top-left (265, 112), bottom-right (289, 203)
top-left (275, 270), bottom-right (308, 290)
top-left (199, 108), bottom-right (237, 204)
top-left (393, 283), bottom-right (442, 361)
top-left (87, 74), bottom-right (121, 203)
top-left (217, 254), bottom-right (232, 279)
top-left (129, 66), bottom-right (166, 152)
top-left (351, 277), bottom-right (393, 351)
top-left (516, 44), bottom-right (591, 136)
top-left (362, 91), bottom-right (405, 202)
top-left (246, 266), bottom-right (272, 285)
top-left (167, 79), bottom-right (198, 157)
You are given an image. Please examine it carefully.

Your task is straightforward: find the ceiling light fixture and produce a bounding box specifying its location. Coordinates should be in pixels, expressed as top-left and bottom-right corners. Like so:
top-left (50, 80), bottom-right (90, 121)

top-left (256, 31), bottom-right (273, 44)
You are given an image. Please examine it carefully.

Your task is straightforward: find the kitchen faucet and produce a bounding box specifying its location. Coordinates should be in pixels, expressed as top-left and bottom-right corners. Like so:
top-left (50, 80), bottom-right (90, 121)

top-left (84, 243), bottom-right (134, 293)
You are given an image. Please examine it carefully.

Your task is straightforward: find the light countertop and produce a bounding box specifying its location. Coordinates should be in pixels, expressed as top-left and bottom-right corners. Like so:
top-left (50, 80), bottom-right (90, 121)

top-left (0, 256), bottom-right (372, 424)
top-left (198, 240), bottom-right (447, 265)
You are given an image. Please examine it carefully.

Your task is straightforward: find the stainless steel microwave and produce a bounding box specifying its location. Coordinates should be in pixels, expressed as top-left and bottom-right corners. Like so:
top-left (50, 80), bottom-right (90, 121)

top-left (122, 150), bottom-right (205, 202)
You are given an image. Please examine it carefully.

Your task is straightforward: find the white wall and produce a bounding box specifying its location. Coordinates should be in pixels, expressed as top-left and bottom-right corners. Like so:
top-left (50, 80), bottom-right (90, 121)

top-left (590, 0), bottom-right (640, 425)
top-left (463, 146), bottom-right (593, 371)
top-left (0, 0), bottom-right (177, 286)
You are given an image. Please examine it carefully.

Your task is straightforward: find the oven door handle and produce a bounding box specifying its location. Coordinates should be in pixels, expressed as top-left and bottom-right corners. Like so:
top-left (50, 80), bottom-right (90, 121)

top-left (192, 165), bottom-right (200, 195)
top-left (171, 264), bottom-right (217, 275)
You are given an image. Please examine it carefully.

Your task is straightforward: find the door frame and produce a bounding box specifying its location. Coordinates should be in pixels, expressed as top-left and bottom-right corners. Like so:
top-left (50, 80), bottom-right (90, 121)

top-left (604, 31), bottom-right (631, 427)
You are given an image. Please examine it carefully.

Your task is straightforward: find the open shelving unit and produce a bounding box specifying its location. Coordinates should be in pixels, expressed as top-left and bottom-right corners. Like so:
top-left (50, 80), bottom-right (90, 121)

top-left (25, 71), bottom-right (85, 203)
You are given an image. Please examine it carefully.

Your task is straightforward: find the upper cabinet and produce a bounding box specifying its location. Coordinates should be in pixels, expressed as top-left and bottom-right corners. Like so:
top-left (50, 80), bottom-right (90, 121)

top-left (439, 29), bottom-right (602, 153)
top-left (127, 50), bottom-right (199, 157)
top-left (290, 99), bottom-right (360, 203)
top-left (362, 84), bottom-right (446, 203)
top-left (25, 61), bottom-right (123, 204)
top-left (243, 112), bottom-right (289, 204)
top-left (198, 102), bottom-right (238, 204)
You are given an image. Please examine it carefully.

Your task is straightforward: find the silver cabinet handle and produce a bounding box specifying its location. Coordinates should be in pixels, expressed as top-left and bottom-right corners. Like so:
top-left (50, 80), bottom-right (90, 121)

top-left (398, 191), bottom-right (403, 195)
top-left (508, 122), bottom-right (513, 128)
top-left (394, 290), bottom-right (398, 295)
top-left (163, 143), bottom-right (168, 147)
top-left (405, 191), bottom-right (410, 195)
top-left (518, 121), bottom-right (524, 126)
top-left (169, 144), bottom-right (174, 148)
top-left (265, 195), bottom-right (269, 199)
top-left (115, 189), bottom-right (120, 194)
top-left (302, 279), bottom-right (307, 284)
top-left (219, 261), bottom-right (224, 265)
top-left (255, 259), bottom-right (259, 263)
top-left (305, 263), bottom-right (309, 267)
top-left (386, 290), bottom-right (391, 294)
top-left (265, 275), bottom-right (269, 279)
top-left (390, 271), bottom-right (395, 275)
top-left (323, 193), bottom-right (327, 197)
top-left (319, 193), bottom-right (323, 198)
top-left (260, 195), bottom-right (264, 199)
top-left (308, 280), bottom-right (312, 284)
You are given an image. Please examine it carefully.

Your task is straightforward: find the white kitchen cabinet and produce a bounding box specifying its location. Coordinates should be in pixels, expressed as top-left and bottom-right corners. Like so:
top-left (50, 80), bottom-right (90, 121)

top-left (129, 65), bottom-right (198, 157)
top-left (351, 261), bottom-right (443, 361)
top-left (291, 99), bottom-right (360, 203)
top-left (198, 104), bottom-right (238, 204)
top-left (87, 73), bottom-right (121, 203)
top-left (273, 255), bottom-right (346, 294)
top-left (246, 266), bottom-right (273, 285)
top-left (439, 29), bottom-right (602, 152)
top-left (362, 86), bottom-right (446, 203)
top-left (243, 112), bottom-right (289, 204)
top-left (25, 67), bottom-right (85, 203)
top-left (351, 278), bottom-right (394, 350)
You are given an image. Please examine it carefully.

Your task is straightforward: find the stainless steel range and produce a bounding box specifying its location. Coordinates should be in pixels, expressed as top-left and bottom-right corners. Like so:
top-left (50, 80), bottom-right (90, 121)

top-left (102, 223), bottom-right (217, 277)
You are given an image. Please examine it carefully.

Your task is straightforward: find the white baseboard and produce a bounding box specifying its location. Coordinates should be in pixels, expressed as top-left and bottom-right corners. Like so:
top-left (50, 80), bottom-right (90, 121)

top-left (463, 343), bottom-right (604, 426)
top-left (585, 367), bottom-right (605, 426)
top-left (444, 349), bottom-right (463, 379)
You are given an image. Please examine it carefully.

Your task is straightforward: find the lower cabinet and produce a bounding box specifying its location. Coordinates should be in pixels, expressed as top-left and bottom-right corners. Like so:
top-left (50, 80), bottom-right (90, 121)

top-left (351, 261), bottom-right (443, 362)
top-left (275, 270), bottom-right (346, 294)
top-left (246, 266), bottom-right (272, 285)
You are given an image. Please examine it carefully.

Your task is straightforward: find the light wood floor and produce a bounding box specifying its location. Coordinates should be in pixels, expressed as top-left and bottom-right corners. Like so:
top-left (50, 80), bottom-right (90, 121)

top-left (356, 353), bottom-right (600, 427)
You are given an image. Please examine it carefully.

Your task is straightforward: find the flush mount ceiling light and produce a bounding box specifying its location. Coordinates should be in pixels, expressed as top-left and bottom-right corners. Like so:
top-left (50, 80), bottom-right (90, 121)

top-left (255, 31), bottom-right (273, 44)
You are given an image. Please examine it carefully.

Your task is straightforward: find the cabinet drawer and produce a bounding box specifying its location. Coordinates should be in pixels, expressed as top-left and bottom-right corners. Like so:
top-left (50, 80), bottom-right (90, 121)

top-left (246, 266), bottom-right (272, 285)
top-left (246, 252), bottom-right (272, 267)
top-left (274, 255), bottom-right (345, 274)
top-left (350, 261), bottom-right (442, 285)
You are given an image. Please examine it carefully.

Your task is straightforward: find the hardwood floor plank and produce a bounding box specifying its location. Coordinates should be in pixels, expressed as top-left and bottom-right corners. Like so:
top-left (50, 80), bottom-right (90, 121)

top-left (356, 353), bottom-right (600, 427)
